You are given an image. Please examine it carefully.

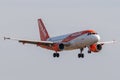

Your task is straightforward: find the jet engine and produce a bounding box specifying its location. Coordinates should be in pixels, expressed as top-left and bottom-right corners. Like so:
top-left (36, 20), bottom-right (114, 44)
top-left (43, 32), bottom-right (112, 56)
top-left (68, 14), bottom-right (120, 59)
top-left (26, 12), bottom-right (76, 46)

top-left (89, 44), bottom-right (102, 52)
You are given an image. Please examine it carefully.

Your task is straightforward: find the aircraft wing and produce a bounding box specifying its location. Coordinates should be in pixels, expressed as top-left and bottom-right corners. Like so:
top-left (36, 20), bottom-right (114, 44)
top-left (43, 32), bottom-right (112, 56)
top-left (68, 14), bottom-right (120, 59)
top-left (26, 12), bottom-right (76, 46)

top-left (3, 37), bottom-right (70, 46)
top-left (4, 37), bottom-right (54, 46)
top-left (97, 40), bottom-right (117, 45)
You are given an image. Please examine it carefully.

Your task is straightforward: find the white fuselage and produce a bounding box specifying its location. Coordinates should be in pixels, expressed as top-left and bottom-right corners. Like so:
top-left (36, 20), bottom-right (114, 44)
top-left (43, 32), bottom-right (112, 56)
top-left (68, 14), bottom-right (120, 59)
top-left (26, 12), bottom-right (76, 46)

top-left (48, 32), bottom-right (100, 50)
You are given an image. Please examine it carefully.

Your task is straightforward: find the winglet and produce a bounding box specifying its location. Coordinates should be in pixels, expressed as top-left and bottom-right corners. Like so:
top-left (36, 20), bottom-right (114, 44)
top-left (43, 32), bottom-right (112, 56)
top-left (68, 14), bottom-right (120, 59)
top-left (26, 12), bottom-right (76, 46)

top-left (38, 19), bottom-right (50, 41)
top-left (4, 37), bottom-right (11, 40)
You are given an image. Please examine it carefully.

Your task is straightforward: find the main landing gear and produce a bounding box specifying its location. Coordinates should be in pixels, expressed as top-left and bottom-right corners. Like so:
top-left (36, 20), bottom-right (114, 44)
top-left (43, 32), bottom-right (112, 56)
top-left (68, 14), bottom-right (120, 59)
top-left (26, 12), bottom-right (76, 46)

top-left (53, 53), bottom-right (60, 58)
top-left (53, 48), bottom-right (91, 58)
top-left (78, 48), bottom-right (84, 58)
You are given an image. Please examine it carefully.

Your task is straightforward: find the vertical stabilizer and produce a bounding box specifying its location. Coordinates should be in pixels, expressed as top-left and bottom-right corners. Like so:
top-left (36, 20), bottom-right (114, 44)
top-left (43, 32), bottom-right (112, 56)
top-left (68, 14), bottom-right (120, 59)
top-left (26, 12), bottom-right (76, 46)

top-left (38, 19), bottom-right (50, 41)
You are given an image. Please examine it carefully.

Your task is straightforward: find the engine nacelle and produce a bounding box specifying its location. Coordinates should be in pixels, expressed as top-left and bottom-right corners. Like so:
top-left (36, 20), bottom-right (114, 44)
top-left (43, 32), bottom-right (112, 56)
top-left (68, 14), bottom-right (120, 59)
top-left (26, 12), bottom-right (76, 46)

top-left (59, 43), bottom-right (64, 50)
top-left (89, 44), bottom-right (102, 52)
top-left (52, 43), bottom-right (64, 51)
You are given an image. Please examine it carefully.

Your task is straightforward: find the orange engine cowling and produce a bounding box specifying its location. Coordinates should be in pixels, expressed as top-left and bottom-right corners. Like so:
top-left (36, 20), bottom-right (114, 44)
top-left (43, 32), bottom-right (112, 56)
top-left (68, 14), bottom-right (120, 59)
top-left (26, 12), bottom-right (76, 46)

top-left (52, 43), bottom-right (64, 51)
top-left (89, 44), bottom-right (102, 52)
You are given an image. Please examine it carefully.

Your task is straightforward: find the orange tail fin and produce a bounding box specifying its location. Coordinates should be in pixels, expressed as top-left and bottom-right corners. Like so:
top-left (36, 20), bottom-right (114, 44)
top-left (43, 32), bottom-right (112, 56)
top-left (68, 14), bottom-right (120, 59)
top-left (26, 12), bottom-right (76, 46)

top-left (38, 19), bottom-right (50, 41)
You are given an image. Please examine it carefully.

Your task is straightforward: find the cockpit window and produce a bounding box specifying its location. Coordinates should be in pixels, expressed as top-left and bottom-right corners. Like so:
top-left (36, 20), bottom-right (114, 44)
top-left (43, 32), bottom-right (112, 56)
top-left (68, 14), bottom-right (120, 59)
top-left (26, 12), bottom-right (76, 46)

top-left (87, 33), bottom-right (91, 35)
top-left (87, 32), bottom-right (97, 35)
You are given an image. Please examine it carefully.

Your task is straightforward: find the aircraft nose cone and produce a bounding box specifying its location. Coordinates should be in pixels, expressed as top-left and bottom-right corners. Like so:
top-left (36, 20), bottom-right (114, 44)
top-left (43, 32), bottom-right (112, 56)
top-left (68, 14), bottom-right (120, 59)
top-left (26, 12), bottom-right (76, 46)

top-left (96, 35), bottom-right (100, 42)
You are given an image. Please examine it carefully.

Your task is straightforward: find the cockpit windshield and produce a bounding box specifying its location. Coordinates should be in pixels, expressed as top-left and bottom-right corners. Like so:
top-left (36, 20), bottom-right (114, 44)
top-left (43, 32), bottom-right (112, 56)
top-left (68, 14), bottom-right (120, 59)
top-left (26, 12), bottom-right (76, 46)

top-left (87, 32), bottom-right (97, 35)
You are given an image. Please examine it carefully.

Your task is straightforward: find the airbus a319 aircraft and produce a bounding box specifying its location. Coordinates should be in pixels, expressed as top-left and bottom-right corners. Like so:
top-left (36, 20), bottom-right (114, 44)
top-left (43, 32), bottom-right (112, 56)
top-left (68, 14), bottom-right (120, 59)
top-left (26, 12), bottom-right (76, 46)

top-left (4, 18), bottom-right (116, 58)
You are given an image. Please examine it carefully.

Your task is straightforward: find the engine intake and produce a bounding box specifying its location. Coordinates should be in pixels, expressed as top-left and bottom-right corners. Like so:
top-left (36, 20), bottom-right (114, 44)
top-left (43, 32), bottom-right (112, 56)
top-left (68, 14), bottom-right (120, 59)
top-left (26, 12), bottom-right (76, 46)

top-left (89, 44), bottom-right (102, 52)
top-left (97, 44), bottom-right (102, 51)
top-left (59, 43), bottom-right (64, 50)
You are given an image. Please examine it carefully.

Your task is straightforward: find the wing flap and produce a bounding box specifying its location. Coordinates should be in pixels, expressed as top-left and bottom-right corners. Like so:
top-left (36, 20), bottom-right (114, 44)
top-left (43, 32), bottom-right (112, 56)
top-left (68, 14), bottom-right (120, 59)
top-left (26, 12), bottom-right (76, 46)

top-left (19, 40), bottom-right (54, 45)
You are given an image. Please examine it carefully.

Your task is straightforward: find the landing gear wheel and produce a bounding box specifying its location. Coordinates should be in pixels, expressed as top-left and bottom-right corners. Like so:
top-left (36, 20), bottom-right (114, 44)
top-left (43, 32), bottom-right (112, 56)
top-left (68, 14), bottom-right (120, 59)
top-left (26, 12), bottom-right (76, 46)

top-left (78, 53), bottom-right (84, 58)
top-left (56, 53), bottom-right (60, 57)
top-left (53, 53), bottom-right (60, 58)
top-left (53, 53), bottom-right (56, 57)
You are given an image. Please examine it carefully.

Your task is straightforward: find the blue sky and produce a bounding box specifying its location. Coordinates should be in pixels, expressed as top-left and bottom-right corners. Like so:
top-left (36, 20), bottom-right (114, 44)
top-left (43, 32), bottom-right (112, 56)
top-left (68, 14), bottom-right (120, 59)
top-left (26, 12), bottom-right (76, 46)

top-left (0, 0), bottom-right (120, 80)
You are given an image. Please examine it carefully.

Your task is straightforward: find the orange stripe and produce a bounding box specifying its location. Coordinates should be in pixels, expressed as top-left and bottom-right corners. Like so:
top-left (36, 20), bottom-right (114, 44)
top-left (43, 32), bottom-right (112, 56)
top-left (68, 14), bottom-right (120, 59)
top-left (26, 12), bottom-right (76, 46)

top-left (62, 30), bottom-right (96, 42)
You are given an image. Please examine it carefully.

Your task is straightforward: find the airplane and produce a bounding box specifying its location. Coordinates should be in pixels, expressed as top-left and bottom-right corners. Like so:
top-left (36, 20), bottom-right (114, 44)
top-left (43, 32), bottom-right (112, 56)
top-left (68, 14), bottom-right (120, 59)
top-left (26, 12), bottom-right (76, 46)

top-left (4, 18), bottom-right (116, 58)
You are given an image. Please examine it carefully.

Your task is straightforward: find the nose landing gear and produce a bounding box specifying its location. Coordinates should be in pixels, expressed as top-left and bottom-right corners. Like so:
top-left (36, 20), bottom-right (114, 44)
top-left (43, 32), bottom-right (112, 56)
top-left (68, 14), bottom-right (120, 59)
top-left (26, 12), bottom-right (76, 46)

top-left (88, 50), bottom-right (91, 54)
top-left (78, 48), bottom-right (84, 58)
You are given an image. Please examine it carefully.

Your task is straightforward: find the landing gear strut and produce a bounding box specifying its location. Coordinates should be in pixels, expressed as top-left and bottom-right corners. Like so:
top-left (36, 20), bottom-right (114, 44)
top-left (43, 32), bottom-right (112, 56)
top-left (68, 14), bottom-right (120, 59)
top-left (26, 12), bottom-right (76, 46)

top-left (53, 53), bottom-right (60, 58)
top-left (78, 48), bottom-right (84, 58)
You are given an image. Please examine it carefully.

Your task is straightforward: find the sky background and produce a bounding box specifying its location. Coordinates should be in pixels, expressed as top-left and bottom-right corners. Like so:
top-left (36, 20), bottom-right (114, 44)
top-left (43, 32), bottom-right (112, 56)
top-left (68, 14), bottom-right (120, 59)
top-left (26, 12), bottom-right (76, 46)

top-left (0, 0), bottom-right (120, 80)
